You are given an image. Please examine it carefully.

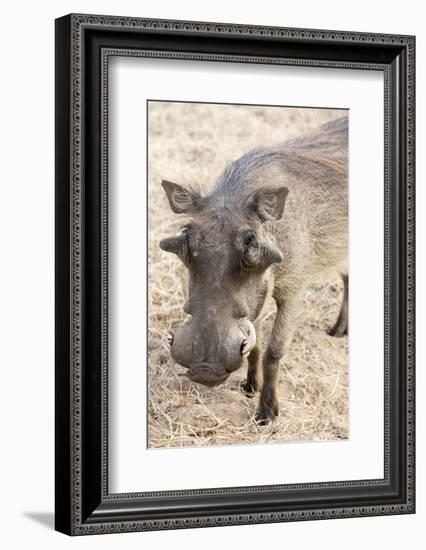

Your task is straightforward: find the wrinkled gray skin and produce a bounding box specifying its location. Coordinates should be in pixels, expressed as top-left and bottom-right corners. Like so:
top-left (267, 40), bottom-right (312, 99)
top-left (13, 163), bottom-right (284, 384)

top-left (160, 116), bottom-right (348, 423)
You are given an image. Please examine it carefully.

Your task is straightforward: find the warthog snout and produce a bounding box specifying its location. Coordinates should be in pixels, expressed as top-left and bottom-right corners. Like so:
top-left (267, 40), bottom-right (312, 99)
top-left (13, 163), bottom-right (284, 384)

top-left (169, 318), bottom-right (256, 387)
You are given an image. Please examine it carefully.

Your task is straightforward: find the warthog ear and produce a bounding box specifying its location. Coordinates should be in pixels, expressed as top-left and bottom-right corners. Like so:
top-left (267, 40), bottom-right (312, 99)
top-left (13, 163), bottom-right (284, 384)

top-left (246, 186), bottom-right (289, 222)
top-left (161, 180), bottom-right (201, 214)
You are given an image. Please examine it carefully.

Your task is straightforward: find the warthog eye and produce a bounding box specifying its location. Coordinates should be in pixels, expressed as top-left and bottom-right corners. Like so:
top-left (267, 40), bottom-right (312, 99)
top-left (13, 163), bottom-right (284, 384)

top-left (238, 228), bottom-right (283, 271)
top-left (241, 231), bottom-right (261, 269)
top-left (243, 231), bottom-right (256, 248)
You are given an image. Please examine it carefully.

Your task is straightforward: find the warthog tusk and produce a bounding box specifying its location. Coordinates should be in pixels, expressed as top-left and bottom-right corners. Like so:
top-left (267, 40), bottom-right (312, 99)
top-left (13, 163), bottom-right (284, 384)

top-left (241, 346), bottom-right (251, 359)
top-left (166, 333), bottom-right (174, 346)
top-left (240, 320), bottom-right (256, 357)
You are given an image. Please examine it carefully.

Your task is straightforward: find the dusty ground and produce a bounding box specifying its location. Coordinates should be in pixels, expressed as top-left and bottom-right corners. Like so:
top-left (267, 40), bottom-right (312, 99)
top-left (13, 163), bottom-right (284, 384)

top-left (147, 101), bottom-right (348, 448)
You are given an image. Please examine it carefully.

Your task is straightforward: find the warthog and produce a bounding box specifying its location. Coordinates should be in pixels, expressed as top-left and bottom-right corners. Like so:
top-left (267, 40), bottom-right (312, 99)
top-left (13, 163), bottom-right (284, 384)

top-left (160, 115), bottom-right (348, 423)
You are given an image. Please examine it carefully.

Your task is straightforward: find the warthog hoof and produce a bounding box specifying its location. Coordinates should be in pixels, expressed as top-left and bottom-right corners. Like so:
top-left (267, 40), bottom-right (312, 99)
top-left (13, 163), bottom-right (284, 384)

top-left (256, 388), bottom-right (279, 424)
top-left (255, 406), bottom-right (278, 425)
top-left (327, 322), bottom-right (348, 337)
top-left (240, 380), bottom-right (258, 398)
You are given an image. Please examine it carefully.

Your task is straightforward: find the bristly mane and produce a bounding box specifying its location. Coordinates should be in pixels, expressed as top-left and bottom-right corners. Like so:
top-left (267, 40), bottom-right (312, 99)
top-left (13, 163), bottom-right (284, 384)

top-left (211, 116), bottom-right (348, 199)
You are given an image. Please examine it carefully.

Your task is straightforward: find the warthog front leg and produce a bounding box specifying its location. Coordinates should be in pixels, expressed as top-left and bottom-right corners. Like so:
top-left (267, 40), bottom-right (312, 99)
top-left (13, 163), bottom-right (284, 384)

top-left (328, 274), bottom-right (348, 337)
top-left (256, 294), bottom-right (299, 424)
top-left (242, 321), bottom-right (262, 397)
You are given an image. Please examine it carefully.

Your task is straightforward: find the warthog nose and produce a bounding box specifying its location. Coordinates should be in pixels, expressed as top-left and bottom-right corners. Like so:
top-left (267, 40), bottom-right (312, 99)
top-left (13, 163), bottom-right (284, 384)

top-left (187, 362), bottom-right (229, 387)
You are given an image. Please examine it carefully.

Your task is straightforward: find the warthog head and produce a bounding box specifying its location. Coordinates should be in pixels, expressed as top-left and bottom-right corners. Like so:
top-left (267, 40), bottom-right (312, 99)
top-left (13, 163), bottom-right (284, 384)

top-left (160, 179), bottom-right (288, 387)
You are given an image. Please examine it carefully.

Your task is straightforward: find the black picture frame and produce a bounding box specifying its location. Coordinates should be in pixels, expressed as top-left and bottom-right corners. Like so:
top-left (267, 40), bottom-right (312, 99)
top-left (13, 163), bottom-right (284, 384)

top-left (55, 13), bottom-right (415, 535)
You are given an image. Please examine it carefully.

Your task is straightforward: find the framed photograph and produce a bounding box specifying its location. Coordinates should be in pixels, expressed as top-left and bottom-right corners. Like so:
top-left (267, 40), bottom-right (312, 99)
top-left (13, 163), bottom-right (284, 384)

top-left (55, 14), bottom-right (415, 535)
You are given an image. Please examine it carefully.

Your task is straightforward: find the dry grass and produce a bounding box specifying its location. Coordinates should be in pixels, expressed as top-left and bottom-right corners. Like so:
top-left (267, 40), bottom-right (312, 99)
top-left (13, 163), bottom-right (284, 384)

top-left (147, 101), bottom-right (348, 449)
